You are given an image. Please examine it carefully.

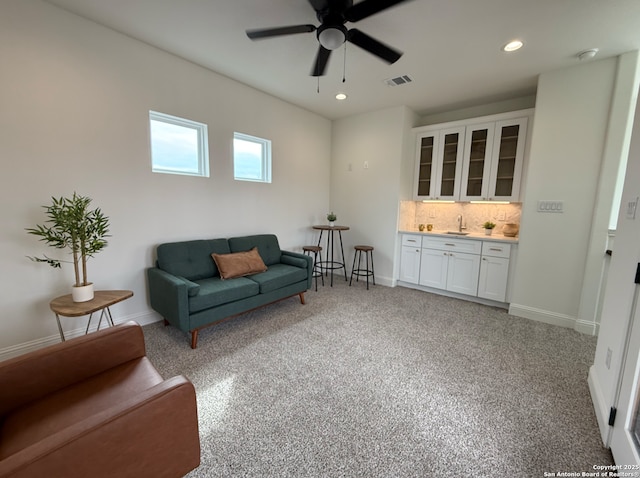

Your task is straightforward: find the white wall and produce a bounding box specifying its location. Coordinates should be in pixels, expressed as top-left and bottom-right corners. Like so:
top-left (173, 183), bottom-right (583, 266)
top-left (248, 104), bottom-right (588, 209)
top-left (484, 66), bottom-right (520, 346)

top-left (509, 58), bottom-right (619, 329)
top-left (0, 0), bottom-right (331, 355)
top-left (330, 106), bottom-right (417, 285)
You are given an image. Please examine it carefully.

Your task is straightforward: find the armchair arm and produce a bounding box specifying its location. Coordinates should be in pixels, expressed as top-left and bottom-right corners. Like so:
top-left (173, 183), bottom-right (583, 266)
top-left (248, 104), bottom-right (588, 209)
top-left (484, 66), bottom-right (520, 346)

top-left (147, 267), bottom-right (190, 332)
top-left (0, 322), bottom-right (145, 417)
top-left (0, 376), bottom-right (200, 478)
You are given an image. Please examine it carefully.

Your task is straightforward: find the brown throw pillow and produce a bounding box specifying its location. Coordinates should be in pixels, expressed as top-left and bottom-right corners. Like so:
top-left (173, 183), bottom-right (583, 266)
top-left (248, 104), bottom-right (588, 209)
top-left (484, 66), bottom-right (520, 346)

top-left (212, 247), bottom-right (267, 279)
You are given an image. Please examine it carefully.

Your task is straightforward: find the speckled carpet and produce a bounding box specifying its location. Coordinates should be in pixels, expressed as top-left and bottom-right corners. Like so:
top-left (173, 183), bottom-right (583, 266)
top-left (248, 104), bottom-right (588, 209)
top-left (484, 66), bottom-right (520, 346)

top-left (142, 278), bottom-right (613, 478)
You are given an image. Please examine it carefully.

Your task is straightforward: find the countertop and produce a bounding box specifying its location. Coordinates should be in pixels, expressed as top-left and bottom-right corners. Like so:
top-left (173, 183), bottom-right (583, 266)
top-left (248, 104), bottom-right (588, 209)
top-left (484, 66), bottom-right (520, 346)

top-left (399, 229), bottom-right (519, 243)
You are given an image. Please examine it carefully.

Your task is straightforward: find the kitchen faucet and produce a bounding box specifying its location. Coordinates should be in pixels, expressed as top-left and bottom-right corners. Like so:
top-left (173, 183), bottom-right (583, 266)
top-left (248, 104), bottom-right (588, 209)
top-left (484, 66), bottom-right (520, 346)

top-left (457, 214), bottom-right (466, 232)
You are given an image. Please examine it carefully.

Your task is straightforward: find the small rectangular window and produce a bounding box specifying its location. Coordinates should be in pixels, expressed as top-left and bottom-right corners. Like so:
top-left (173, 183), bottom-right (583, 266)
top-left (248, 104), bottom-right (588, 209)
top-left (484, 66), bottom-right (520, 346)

top-left (233, 132), bottom-right (272, 183)
top-left (149, 111), bottom-right (209, 177)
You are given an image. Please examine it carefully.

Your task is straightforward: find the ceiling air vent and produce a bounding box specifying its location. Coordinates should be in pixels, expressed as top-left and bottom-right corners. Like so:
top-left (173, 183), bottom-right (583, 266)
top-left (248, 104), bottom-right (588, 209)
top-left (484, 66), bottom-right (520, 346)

top-left (384, 75), bottom-right (413, 87)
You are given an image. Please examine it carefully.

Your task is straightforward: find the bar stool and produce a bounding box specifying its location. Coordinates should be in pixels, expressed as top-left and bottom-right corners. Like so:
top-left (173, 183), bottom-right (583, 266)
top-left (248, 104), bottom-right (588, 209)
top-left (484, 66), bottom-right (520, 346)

top-left (303, 245), bottom-right (324, 291)
top-left (349, 245), bottom-right (375, 290)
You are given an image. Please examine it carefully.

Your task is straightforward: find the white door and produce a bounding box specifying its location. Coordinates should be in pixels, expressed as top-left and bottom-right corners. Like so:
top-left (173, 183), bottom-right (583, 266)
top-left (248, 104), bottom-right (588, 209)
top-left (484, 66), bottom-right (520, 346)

top-left (610, 280), bottom-right (640, 465)
top-left (446, 252), bottom-right (480, 296)
top-left (419, 249), bottom-right (448, 290)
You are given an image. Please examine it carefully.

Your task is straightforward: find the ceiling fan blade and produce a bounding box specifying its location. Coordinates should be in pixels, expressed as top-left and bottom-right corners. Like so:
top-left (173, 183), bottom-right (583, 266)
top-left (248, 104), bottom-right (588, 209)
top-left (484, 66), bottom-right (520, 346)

top-left (311, 45), bottom-right (332, 76)
top-left (307, 0), bottom-right (329, 13)
top-left (347, 28), bottom-right (402, 64)
top-left (345, 0), bottom-right (411, 23)
top-left (246, 24), bottom-right (316, 40)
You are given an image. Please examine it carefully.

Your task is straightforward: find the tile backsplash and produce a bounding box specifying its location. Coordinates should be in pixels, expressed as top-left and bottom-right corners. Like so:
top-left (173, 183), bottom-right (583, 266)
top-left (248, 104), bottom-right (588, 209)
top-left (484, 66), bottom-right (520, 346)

top-left (399, 201), bottom-right (522, 235)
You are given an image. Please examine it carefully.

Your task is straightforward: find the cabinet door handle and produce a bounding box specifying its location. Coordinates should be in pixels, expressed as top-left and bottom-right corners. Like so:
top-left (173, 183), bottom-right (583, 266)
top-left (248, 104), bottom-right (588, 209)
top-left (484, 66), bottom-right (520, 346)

top-left (407, 239), bottom-right (417, 243)
top-left (444, 243), bottom-right (455, 247)
top-left (482, 257), bottom-right (487, 261)
top-left (489, 248), bottom-right (502, 252)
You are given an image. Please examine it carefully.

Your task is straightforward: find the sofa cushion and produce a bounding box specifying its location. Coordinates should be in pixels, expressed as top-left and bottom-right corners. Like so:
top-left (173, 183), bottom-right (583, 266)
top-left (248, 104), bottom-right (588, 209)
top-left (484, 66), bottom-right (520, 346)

top-left (247, 263), bottom-right (309, 294)
top-left (211, 247), bottom-right (267, 280)
top-left (228, 235), bottom-right (282, 266)
top-left (157, 239), bottom-right (230, 280)
top-left (189, 277), bottom-right (259, 313)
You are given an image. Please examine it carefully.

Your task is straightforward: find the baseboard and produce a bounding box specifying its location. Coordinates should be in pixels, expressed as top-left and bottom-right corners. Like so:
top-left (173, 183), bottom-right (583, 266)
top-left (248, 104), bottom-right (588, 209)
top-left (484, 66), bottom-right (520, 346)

top-left (589, 365), bottom-right (612, 447)
top-left (575, 318), bottom-right (599, 336)
top-left (0, 310), bottom-right (162, 362)
top-left (508, 303), bottom-right (577, 329)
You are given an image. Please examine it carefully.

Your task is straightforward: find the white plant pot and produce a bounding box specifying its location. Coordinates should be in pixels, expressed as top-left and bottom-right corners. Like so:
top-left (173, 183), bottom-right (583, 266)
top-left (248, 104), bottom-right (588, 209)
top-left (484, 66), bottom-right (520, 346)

top-left (72, 283), bottom-right (94, 302)
top-left (485, 229), bottom-right (493, 236)
top-left (329, 221), bottom-right (335, 227)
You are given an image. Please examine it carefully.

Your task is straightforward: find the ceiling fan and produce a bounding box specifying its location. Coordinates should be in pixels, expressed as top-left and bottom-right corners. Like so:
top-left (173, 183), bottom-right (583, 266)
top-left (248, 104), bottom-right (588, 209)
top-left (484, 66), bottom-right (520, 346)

top-left (246, 0), bottom-right (411, 77)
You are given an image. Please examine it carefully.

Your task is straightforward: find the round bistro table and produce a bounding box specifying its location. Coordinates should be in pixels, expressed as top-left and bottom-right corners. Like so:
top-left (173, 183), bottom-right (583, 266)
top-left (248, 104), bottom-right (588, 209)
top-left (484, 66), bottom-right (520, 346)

top-left (312, 225), bottom-right (350, 287)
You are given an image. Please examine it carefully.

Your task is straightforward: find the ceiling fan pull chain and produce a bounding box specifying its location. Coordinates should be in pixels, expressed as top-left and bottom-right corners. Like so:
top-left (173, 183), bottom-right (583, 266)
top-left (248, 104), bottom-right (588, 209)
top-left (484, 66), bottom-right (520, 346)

top-left (342, 42), bottom-right (347, 83)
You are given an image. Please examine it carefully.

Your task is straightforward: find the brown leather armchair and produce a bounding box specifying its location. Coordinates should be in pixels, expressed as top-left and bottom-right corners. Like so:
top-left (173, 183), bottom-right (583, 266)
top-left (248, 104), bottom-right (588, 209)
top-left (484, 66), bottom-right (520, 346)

top-left (0, 321), bottom-right (200, 478)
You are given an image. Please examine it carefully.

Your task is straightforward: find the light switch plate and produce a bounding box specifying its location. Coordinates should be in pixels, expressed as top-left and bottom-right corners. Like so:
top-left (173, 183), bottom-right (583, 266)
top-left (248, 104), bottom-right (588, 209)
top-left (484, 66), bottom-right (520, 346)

top-left (626, 197), bottom-right (638, 220)
top-left (538, 200), bottom-right (564, 213)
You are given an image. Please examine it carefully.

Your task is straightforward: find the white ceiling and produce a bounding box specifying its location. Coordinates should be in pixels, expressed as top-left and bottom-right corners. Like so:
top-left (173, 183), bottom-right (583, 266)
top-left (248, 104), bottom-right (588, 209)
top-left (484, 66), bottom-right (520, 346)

top-left (44, 0), bottom-right (640, 120)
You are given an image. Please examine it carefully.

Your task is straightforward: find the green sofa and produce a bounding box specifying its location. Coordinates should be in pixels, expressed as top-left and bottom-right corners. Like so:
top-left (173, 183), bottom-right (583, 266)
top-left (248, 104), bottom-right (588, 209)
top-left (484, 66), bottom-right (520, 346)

top-left (147, 234), bottom-right (312, 348)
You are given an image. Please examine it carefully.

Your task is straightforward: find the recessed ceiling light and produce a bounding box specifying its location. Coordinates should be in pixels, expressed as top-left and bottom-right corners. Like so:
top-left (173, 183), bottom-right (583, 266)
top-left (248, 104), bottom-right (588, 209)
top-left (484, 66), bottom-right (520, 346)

top-left (503, 40), bottom-right (524, 52)
top-left (335, 93), bottom-right (347, 100)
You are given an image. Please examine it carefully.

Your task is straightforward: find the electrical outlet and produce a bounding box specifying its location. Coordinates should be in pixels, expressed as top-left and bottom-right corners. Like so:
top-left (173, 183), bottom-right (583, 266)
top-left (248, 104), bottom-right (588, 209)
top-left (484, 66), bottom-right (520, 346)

top-left (363, 161), bottom-right (369, 169)
top-left (429, 208), bottom-right (436, 218)
top-left (498, 210), bottom-right (506, 221)
top-left (347, 163), bottom-right (352, 172)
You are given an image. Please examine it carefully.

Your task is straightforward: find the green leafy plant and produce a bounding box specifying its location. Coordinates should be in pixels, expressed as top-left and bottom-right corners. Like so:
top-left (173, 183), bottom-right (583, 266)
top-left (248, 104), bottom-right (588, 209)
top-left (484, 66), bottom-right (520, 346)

top-left (327, 212), bottom-right (337, 222)
top-left (26, 193), bottom-right (110, 287)
top-left (483, 221), bottom-right (496, 229)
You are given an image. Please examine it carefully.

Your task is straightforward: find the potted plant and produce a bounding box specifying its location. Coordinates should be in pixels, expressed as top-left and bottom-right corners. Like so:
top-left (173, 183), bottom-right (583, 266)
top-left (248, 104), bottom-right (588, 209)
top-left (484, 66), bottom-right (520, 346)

top-left (483, 221), bottom-right (496, 236)
top-left (327, 212), bottom-right (337, 227)
top-left (26, 193), bottom-right (110, 302)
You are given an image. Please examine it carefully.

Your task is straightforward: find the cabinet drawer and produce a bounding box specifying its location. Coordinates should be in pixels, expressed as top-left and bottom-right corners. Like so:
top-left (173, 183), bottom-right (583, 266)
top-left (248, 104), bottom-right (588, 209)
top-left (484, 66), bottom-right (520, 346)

top-left (481, 242), bottom-right (511, 258)
top-left (422, 236), bottom-right (482, 254)
top-left (402, 234), bottom-right (422, 247)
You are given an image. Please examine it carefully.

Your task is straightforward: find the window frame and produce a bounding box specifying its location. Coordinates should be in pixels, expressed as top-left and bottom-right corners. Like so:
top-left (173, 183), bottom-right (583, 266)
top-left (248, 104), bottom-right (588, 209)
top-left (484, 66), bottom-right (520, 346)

top-left (233, 132), bottom-right (272, 183)
top-left (149, 110), bottom-right (209, 177)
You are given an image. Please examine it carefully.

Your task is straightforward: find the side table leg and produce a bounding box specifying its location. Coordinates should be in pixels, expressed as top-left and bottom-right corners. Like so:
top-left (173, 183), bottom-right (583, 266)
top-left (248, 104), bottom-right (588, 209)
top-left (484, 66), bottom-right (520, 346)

top-left (55, 313), bottom-right (65, 342)
top-left (85, 312), bottom-right (94, 335)
top-left (105, 306), bottom-right (115, 327)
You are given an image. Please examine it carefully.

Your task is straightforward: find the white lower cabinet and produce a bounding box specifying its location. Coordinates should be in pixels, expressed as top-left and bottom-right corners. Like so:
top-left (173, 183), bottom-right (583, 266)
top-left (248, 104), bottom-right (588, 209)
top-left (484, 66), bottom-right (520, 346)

top-left (399, 234), bottom-right (513, 305)
top-left (446, 252), bottom-right (481, 296)
top-left (418, 237), bottom-right (481, 295)
top-left (477, 242), bottom-right (511, 302)
top-left (400, 235), bottom-right (422, 284)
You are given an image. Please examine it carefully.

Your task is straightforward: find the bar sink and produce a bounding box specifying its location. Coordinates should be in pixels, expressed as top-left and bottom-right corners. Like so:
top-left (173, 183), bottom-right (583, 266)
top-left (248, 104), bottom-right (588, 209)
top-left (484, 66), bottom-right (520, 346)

top-left (445, 231), bottom-right (470, 236)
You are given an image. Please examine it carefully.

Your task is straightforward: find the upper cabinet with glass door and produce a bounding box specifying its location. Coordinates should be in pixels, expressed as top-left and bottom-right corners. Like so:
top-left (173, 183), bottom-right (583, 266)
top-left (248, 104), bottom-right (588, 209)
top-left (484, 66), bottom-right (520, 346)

top-left (488, 118), bottom-right (528, 201)
top-left (413, 127), bottom-right (465, 200)
top-left (460, 118), bottom-right (527, 201)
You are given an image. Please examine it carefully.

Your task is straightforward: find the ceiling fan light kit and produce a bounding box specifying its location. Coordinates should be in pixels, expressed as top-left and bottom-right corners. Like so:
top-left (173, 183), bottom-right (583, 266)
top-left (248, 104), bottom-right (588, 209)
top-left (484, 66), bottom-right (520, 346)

top-left (318, 25), bottom-right (347, 50)
top-left (246, 0), bottom-right (411, 77)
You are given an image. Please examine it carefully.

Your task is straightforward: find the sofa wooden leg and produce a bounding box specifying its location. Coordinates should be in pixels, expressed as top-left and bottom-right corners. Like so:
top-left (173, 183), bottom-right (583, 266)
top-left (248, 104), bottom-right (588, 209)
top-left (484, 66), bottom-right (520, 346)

top-left (164, 319), bottom-right (170, 326)
top-left (299, 292), bottom-right (306, 305)
top-left (190, 330), bottom-right (198, 349)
